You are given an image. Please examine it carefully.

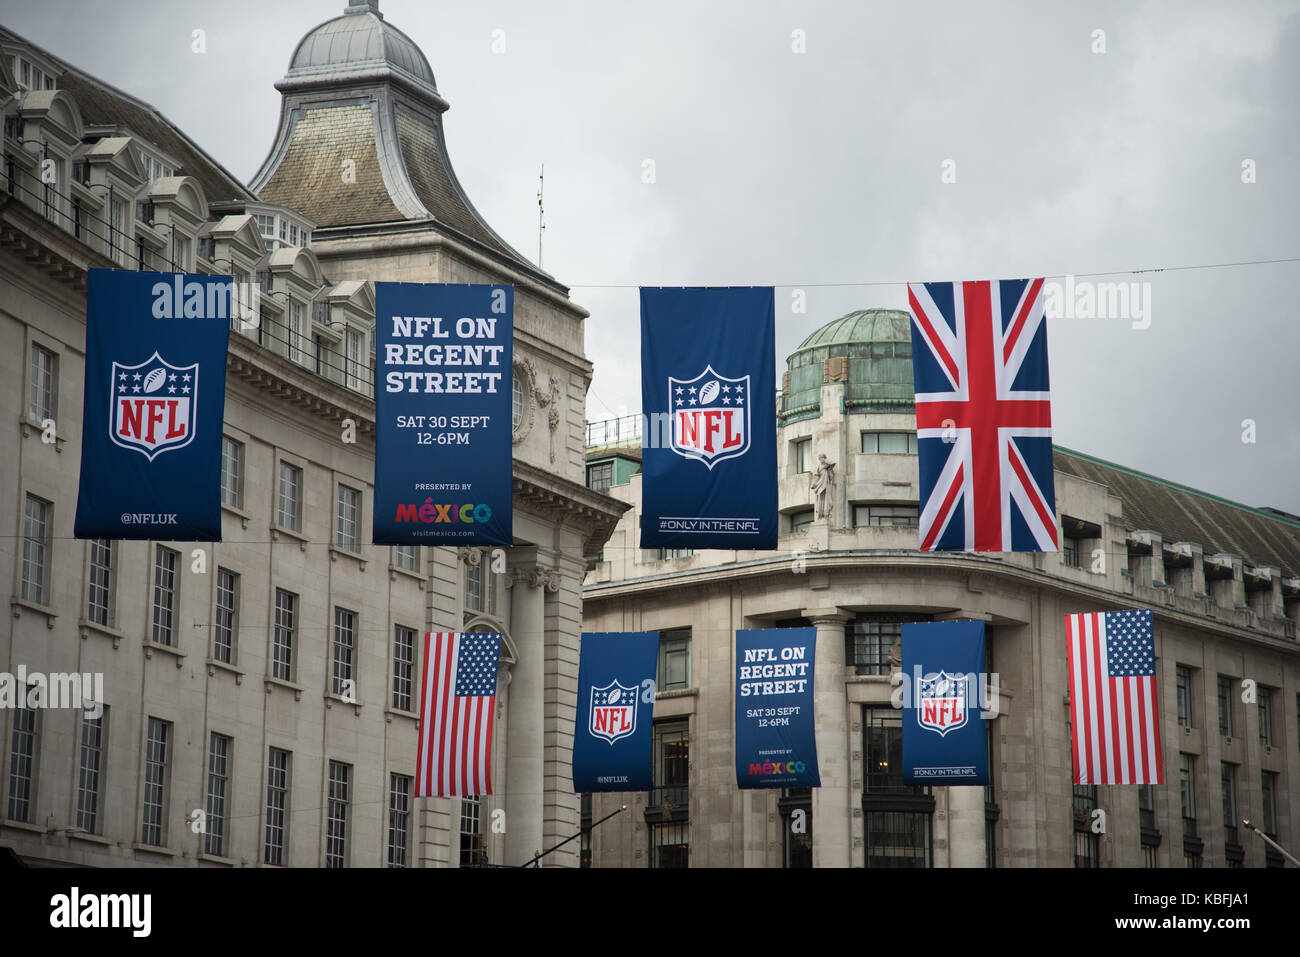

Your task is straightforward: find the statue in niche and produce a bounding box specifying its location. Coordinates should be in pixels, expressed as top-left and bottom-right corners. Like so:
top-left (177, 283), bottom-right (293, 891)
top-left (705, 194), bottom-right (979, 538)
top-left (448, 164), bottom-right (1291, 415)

top-left (810, 453), bottom-right (836, 521)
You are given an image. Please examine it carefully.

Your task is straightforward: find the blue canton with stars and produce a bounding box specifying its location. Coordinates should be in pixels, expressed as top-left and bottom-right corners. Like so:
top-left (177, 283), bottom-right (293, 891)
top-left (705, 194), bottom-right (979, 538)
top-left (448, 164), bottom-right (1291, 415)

top-left (1105, 610), bottom-right (1155, 677)
top-left (455, 635), bottom-right (501, 697)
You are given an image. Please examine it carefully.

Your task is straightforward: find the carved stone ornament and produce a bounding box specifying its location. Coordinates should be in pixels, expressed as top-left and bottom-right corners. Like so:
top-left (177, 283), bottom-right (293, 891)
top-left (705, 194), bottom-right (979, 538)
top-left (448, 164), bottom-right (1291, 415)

top-left (512, 359), bottom-right (537, 445)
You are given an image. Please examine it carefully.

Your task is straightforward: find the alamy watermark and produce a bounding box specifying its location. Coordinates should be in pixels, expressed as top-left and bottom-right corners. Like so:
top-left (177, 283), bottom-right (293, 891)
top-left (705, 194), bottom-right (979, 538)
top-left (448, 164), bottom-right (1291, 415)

top-left (0, 667), bottom-right (104, 718)
top-left (1044, 275), bottom-right (1151, 330)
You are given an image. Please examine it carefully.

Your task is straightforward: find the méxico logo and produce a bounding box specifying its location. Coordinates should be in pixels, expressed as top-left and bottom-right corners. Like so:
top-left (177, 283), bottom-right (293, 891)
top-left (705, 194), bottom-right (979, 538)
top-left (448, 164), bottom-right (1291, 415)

top-left (668, 365), bottom-right (750, 469)
top-left (589, 680), bottom-right (638, 744)
top-left (110, 352), bottom-right (198, 461)
top-left (917, 670), bottom-right (969, 737)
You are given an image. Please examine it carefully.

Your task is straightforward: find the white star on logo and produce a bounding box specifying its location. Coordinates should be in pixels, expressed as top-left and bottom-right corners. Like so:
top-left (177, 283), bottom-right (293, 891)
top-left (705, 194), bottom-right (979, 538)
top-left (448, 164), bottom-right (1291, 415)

top-left (133, 373), bottom-right (142, 381)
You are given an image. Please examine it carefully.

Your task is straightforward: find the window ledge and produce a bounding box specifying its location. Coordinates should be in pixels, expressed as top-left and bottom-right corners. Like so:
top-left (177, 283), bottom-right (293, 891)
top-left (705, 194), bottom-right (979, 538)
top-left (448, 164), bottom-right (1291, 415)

top-left (197, 851), bottom-right (240, 867)
top-left (385, 707), bottom-right (418, 724)
top-left (143, 640), bottom-right (185, 668)
top-left (79, 618), bottom-right (124, 648)
top-left (18, 414), bottom-right (65, 451)
top-left (270, 525), bottom-right (308, 551)
top-left (10, 596), bottom-right (56, 628)
top-left (206, 658), bottom-right (245, 684)
top-left (324, 691), bottom-right (362, 715)
top-left (329, 546), bottom-right (367, 571)
top-left (264, 676), bottom-right (303, 701)
top-left (132, 842), bottom-right (179, 858)
top-left (389, 565), bottom-right (425, 588)
top-left (655, 687), bottom-right (698, 700)
top-left (0, 819), bottom-right (44, 834)
top-left (67, 831), bottom-right (115, 846)
top-left (221, 503), bottom-right (250, 530)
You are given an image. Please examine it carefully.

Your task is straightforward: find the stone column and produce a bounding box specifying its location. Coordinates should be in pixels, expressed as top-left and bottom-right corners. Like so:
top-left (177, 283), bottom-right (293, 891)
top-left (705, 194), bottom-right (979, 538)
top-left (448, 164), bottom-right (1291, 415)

top-left (946, 784), bottom-right (987, 867)
top-left (504, 556), bottom-right (546, 865)
top-left (806, 609), bottom-right (850, 867)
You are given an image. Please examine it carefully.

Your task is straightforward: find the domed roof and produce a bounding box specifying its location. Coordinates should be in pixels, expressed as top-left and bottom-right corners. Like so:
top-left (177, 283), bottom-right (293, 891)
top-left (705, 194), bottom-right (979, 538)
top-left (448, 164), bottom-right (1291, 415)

top-left (794, 308), bottom-right (911, 352)
top-left (287, 2), bottom-right (436, 90)
top-left (781, 308), bottom-right (915, 419)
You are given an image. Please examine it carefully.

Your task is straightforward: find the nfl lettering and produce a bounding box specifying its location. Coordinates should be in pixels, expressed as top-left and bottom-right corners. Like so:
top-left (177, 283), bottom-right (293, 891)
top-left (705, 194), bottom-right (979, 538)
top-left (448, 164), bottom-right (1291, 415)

top-left (668, 364), bottom-right (750, 469)
top-left (110, 352), bottom-right (198, 461)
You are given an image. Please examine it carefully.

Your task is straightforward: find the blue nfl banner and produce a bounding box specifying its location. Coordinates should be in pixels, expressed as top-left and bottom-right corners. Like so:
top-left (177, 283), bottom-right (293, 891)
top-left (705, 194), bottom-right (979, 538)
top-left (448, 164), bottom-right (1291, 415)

top-left (901, 619), bottom-right (990, 785)
top-left (735, 628), bottom-right (819, 788)
top-left (572, 633), bottom-right (659, 792)
top-left (373, 282), bottom-right (512, 546)
top-left (74, 269), bottom-right (232, 541)
top-left (640, 287), bottom-right (777, 550)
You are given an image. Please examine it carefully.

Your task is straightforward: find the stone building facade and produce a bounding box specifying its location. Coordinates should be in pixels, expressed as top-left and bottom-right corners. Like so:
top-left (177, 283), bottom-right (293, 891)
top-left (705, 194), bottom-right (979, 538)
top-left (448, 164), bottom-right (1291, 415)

top-left (583, 309), bottom-right (1300, 867)
top-left (0, 2), bottom-right (622, 868)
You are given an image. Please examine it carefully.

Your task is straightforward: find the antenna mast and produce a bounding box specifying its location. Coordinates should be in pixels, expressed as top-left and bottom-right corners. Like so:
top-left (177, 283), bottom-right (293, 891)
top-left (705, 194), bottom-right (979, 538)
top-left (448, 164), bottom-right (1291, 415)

top-left (537, 163), bottom-right (546, 268)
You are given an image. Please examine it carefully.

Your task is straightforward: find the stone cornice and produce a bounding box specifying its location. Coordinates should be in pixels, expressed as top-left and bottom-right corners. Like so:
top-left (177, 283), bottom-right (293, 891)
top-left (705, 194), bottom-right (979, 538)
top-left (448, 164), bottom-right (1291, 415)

top-left (513, 460), bottom-right (629, 550)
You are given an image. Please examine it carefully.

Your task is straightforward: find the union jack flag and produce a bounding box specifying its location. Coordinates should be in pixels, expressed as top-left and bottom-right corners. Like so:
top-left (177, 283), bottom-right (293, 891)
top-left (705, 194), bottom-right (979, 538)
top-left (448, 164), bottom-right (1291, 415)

top-left (907, 279), bottom-right (1058, 552)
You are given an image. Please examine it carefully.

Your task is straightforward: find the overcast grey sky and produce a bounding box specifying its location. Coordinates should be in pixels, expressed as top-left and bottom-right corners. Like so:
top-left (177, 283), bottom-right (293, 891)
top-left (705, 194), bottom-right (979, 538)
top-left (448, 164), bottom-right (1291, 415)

top-left (8, 0), bottom-right (1299, 512)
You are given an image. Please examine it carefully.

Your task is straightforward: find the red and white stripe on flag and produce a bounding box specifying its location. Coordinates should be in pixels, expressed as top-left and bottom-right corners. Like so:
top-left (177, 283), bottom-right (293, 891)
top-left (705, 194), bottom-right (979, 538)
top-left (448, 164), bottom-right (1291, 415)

top-left (1065, 610), bottom-right (1164, 786)
top-left (416, 631), bottom-right (500, 797)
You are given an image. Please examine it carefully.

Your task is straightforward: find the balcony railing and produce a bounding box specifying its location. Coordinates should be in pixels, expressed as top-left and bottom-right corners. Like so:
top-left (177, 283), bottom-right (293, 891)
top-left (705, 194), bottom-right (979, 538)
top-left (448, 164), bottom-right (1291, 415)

top-left (586, 414), bottom-right (641, 450)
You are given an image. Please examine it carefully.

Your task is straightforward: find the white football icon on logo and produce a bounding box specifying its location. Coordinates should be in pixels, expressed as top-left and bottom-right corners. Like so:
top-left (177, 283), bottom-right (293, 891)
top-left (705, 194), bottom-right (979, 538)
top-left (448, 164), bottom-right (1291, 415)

top-left (143, 368), bottom-right (167, 393)
top-left (698, 380), bottom-right (720, 404)
top-left (606, 688), bottom-right (621, 704)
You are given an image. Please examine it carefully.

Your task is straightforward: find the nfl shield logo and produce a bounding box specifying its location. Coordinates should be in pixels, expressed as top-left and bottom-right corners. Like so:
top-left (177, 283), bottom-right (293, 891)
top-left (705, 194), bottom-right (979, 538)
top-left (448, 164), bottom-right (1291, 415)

top-left (668, 365), bottom-right (750, 469)
top-left (917, 670), bottom-right (970, 737)
top-left (589, 680), bottom-right (638, 744)
top-left (109, 351), bottom-right (199, 461)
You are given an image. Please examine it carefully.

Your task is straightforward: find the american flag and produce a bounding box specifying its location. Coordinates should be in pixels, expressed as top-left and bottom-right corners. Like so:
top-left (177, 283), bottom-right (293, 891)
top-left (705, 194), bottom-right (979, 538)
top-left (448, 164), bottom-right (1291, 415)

top-left (1066, 609), bottom-right (1164, 786)
top-left (908, 279), bottom-right (1058, 552)
top-left (416, 632), bottom-right (501, 797)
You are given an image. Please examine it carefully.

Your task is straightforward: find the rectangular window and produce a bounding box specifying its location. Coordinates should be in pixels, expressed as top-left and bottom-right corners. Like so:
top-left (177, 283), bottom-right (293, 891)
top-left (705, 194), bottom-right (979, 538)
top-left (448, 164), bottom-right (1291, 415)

top-left (346, 328), bottom-right (363, 391)
top-left (76, 709), bottom-right (106, 833)
top-left (6, 692), bottom-right (37, 822)
top-left (288, 299), bottom-right (304, 363)
top-left (465, 558), bottom-right (483, 612)
top-left (29, 343), bottom-right (57, 422)
top-left (213, 568), bottom-right (238, 664)
top-left (336, 484), bottom-right (360, 551)
top-left (109, 198), bottom-right (126, 265)
top-left (1179, 753), bottom-right (1196, 834)
top-left (1073, 785), bottom-right (1099, 868)
top-left (220, 436), bottom-right (244, 509)
top-left (658, 628), bottom-right (691, 692)
top-left (460, 796), bottom-right (483, 865)
top-left (853, 504), bottom-right (920, 527)
top-left (264, 747), bottom-right (290, 865)
top-left (794, 438), bottom-right (811, 474)
top-left (789, 509), bottom-right (814, 534)
top-left (1175, 665), bottom-right (1193, 729)
top-left (86, 538), bottom-right (114, 627)
top-left (652, 719), bottom-right (690, 810)
top-left (141, 717), bottom-right (170, 846)
top-left (1221, 762), bottom-right (1238, 847)
top-left (861, 431), bottom-right (917, 454)
top-left (256, 214), bottom-right (274, 238)
top-left (586, 461), bottom-right (614, 494)
top-left (21, 493), bottom-right (52, 604)
top-left (205, 733), bottom-right (231, 857)
top-left (332, 608), bottom-right (356, 697)
top-left (392, 625), bottom-right (416, 712)
top-left (781, 788), bottom-right (813, 868)
top-left (659, 548), bottom-right (694, 560)
top-left (272, 589), bottom-right (296, 682)
top-left (1062, 536), bottom-right (1079, 568)
top-left (1261, 771), bottom-right (1278, 835)
top-left (649, 820), bottom-right (689, 869)
top-left (173, 235), bottom-right (190, 272)
top-left (1217, 675), bottom-right (1234, 736)
top-left (277, 462), bottom-right (302, 531)
top-left (394, 544), bottom-right (419, 573)
top-left (325, 761), bottom-right (351, 868)
top-left (151, 546), bottom-right (178, 646)
top-left (1258, 687), bottom-right (1274, 746)
top-left (387, 773), bottom-right (412, 867)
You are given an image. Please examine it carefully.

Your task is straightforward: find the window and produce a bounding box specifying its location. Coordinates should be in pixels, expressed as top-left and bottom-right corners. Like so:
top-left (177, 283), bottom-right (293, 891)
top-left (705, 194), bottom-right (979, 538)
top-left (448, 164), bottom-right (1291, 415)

top-left (658, 628), bottom-right (691, 692)
top-left (29, 343), bottom-right (57, 422)
top-left (853, 504), bottom-right (920, 527)
top-left (279, 218), bottom-right (289, 242)
top-left (649, 719), bottom-right (689, 868)
top-left (1073, 785), bottom-right (1099, 868)
top-left (151, 546), bottom-right (178, 646)
top-left (205, 733), bottom-right (231, 856)
top-left (264, 748), bottom-right (290, 865)
top-left (512, 374), bottom-right (524, 430)
top-left (1179, 753), bottom-right (1196, 834)
top-left (6, 691), bottom-right (37, 822)
top-left (1062, 536), bottom-right (1079, 568)
top-left (789, 509), bottom-right (814, 534)
top-left (86, 539), bottom-right (114, 627)
top-left (1138, 782), bottom-right (1160, 864)
top-left (387, 773), bottom-right (412, 867)
top-left (214, 568), bottom-right (238, 664)
top-left (580, 792), bottom-right (593, 868)
top-left (336, 484), bottom-right (360, 551)
top-left (861, 431), bottom-right (917, 454)
top-left (1221, 763), bottom-right (1239, 848)
top-left (21, 494), bottom-right (52, 604)
top-left (848, 614), bottom-right (922, 676)
top-left (325, 761), bottom-right (351, 867)
top-left (173, 234), bottom-right (190, 272)
top-left (794, 438), bottom-right (811, 473)
top-left (332, 608), bottom-right (356, 697)
top-left (277, 462), bottom-right (302, 531)
top-left (649, 820), bottom-right (689, 868)
top-left (392, 625), bottom-right (416, 712)
top-left (394, 544), bottom-right (419, 573)
top-left (288, 299), bottom-right (305, 363)
top-left (141, 717), bottom-right (170, 846)
top-left (220, 437), bottom-right (244, 509)
top-left (255, 214), bottom-right (275, 238)
top-left (586, 461), bottom-right (614, 494)
top-left (1261, 771), bottom-right (1278, 836)
top-left (272, 589), bottom-right (296, 682)
top-left (862, 708), bottom-right (932, 867)
top-left (460, 796), bottom-right (484, 866)
top-left (76, 709), bottom-right (106, 833)
top-left (109, 198), bottom-right (126, 265)
top-left (659, 547), bottom-right (693, 560)
top-left (1258, 687), bottom-right (1274, 747)
top-left (1217, 675), bottom-right (1234, 737)
top-left (781, 788), bottom-right (812, 868)
top-left (346, 328), bottom-right (363, 391)
top-left (464, 558), bottom-right (483, 612)
top-left (1176, 665), bottom-right (1193, 729)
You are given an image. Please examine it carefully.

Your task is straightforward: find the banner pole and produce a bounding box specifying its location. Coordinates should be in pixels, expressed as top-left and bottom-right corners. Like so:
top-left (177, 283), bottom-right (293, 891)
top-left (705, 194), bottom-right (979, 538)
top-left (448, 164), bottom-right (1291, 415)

top-left (517, 804), bottom-right (627, 868)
